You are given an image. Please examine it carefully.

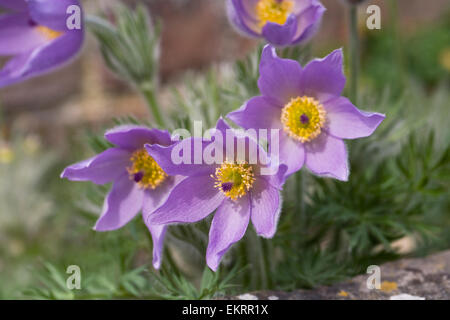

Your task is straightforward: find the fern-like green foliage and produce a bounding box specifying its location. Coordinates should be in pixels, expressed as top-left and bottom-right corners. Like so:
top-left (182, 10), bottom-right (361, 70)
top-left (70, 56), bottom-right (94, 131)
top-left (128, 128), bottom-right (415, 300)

top-left (22, 260), bottom-right (240, 300)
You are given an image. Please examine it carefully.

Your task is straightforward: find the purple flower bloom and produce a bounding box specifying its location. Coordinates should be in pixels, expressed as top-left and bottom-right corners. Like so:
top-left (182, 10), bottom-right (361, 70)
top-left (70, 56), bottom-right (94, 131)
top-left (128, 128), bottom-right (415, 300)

top-left (0, 0), bottom-right (84, 88)
top-left (61, 126), bottom-right (181, 269)
top-left (228, 45), bottom-right (385, 180)
top-left (227, 0), bottom-right (325, 47)
top-left (145, 119), bottom-right (287, 271)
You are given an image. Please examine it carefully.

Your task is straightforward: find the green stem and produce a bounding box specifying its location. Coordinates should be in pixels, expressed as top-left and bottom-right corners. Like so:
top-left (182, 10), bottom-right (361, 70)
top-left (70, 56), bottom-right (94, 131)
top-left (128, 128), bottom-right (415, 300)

top-left (165, 245), bottom-right (180, 275)
top-left (388, 0), bottom-right (404, 88)
top-left (261, 239), bottom-right (273, 289)
top-left (140, 82), bottom-right (165, 127)
top-left (239, 240), bottom-right (250, 287)
top-left (256, 234), bottom-right (267, 290)
top-left (349, 4), bottom-right (359, 104)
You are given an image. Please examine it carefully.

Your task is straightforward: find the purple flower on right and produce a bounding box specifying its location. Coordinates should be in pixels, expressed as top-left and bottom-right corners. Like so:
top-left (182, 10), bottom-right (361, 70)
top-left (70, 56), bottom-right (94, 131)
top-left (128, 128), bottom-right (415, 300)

top-left (228, 45), bottom-right (386, 181)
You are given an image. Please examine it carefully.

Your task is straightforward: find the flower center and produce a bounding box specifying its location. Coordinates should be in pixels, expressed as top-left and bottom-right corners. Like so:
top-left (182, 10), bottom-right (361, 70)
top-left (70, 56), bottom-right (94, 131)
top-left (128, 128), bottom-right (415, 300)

top-left (256, 0), bottom-right (294, 27)
top-left (36, 26), bottom-right (62, 40)
top-left (281, 96), bottom-right (326, 143)
top-left (127, 149), bottom-right (167, 190)
top-left (212, 161), bottom-right (255, 201)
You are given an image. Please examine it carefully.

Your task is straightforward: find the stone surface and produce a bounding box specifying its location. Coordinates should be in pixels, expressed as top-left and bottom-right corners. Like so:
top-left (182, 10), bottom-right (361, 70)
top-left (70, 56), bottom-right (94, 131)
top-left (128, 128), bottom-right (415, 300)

top-left (232, 250), bottom-right (450, 300)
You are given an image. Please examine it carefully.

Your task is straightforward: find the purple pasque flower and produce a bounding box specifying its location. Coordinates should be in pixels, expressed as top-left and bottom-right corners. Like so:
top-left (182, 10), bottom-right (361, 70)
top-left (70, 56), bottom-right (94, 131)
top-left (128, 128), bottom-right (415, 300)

top-left (61, 126), bottom-right (181, 269)
top-left (228, 45), bottom-right (385, 181)
top-left (0, 0), bottom-right (84, 88)
top-left (145, 119), bottom-right (287, 271)
top-left (227, 0), bottom-right (325, 47)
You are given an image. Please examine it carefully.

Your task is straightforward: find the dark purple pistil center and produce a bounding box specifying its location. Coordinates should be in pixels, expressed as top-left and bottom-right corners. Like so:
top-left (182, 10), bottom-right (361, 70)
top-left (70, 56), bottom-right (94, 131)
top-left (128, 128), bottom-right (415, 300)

top-left (134, 171), bottom-right (144, 183)
top-left (221, 182), bottom-right (233, 192)
top-left (300, 114), bottom-right (309, 124)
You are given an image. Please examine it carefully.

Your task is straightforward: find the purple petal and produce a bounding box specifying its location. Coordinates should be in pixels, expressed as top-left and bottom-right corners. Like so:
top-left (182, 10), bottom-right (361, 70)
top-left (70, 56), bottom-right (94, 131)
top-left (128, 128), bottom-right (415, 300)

top-left (226, 0), bottom-right (260, 37)
top-left (142, 176), bottom-right (184, 269)
top-left (105, 125), bottom-right (172, 150)
top-left (291, 1), bottom-right (326, 45)
top-left (324, 97), bottom-right (385, 140)
top-left (145, 138), bottom-right (216, 177)
top-left (227, 96), bottom-right (283, 131)
top-left (0, 30), bottom-right (83, 88)
top-left (291, 0), bottom-right (316, 14)
top-left (218, 122), bottom-right (271, 168)
top-left (0, 0), bottom-right (27, 11)
top-left (0, 51), bottom-right (31, 88)
top-left (233, 0), bottom-right (259, 19)
top-left (261, 14), bottom-right (298, 47)
top-left (305, 133), bottom-right (349, 181)
top-left (142, 176), bottom-right (185, 216)
top-left (215, 117), bottom-right (232, 136)
top-left (61, 148), bottom-right (130, 184)
top-left (276, 133), bottom-right (305, 177)
top-left (206, 196), bottom-right (251, 271)
top-left (94, 174), bottom-right (143, 231)
top-left (300, 49), bottom-right (346, 102)
top-left (148, 175), bottom-right (225, 225)
top-left (0, 13), bottom-right (47, 55)
top-left (250, 178), bottom-right (281, 238)
top-left (215, 117), bottom-right (263, 164)
top-left (261, 163), bottom-right (288, 189)
top-left (258, 45), bottom-right (302, 105)
top-left (145, 223), bottom-right (167, 270)
top-left (27, 0), bottom-right (82, 31)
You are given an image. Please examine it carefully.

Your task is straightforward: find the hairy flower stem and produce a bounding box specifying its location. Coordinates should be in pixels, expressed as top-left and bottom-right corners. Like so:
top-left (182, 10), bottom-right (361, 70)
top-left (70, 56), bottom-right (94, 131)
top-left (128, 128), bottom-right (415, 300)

top-left (257, 235), bottom-right (267, 289)
top-left (239, 240), bottom-right (251, 286)
top-left (140, 82), bottom-right (165, 127)
top-left (349, 4), bottom-right (359, 104)
top-left (261, 239), bottom-right (273, 289)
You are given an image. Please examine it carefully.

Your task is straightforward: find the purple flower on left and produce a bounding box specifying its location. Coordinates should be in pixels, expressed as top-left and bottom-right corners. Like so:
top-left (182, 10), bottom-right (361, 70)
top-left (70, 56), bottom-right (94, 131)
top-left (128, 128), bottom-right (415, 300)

top-left (0, 0), bottom-right (84, 88)
top-left (61, 126), bottom-right (181, 269)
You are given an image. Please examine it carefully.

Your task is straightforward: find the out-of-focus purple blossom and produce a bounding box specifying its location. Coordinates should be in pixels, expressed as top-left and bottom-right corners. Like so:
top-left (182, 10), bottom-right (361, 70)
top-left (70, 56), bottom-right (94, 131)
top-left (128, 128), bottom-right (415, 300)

top-left (145, 119), bottom-right (287, 271)
top-left (227, 0), bottom-right (325, 47)
top-left (228, 45), bottom-right (385, 181)
top-left (0, 0), bottom-right (84, 88)
top-left (61, 126), bottom-right (182, 269)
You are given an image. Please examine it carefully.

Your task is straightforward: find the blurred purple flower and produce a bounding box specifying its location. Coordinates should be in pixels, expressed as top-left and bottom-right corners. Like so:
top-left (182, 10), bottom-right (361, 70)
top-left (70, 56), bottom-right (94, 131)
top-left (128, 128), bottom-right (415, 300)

top-left (61, 126), bottom-right (181, 269)
top-left (0, 0), bottom-right (84, 88)
top-left (228, 45), bottom-right (385, 180)
top-left (227, 0), bottom-right (325, 47)
top-left (145, 119), bottom-right (287, 271)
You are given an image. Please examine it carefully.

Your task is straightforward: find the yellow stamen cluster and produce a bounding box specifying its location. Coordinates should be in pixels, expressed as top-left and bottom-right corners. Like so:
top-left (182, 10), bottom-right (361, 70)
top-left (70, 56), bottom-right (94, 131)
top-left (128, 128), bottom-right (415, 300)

top-left (36, 26), bottom-right (62, 40)
top-left (212, 161), bottom-right (255, 201)
top-left (281, 96), bottom-right (326, 143)
top-left (127, 149), bottom-right (167, 190)
top-left (256, 0), bottom-right (294, 27)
